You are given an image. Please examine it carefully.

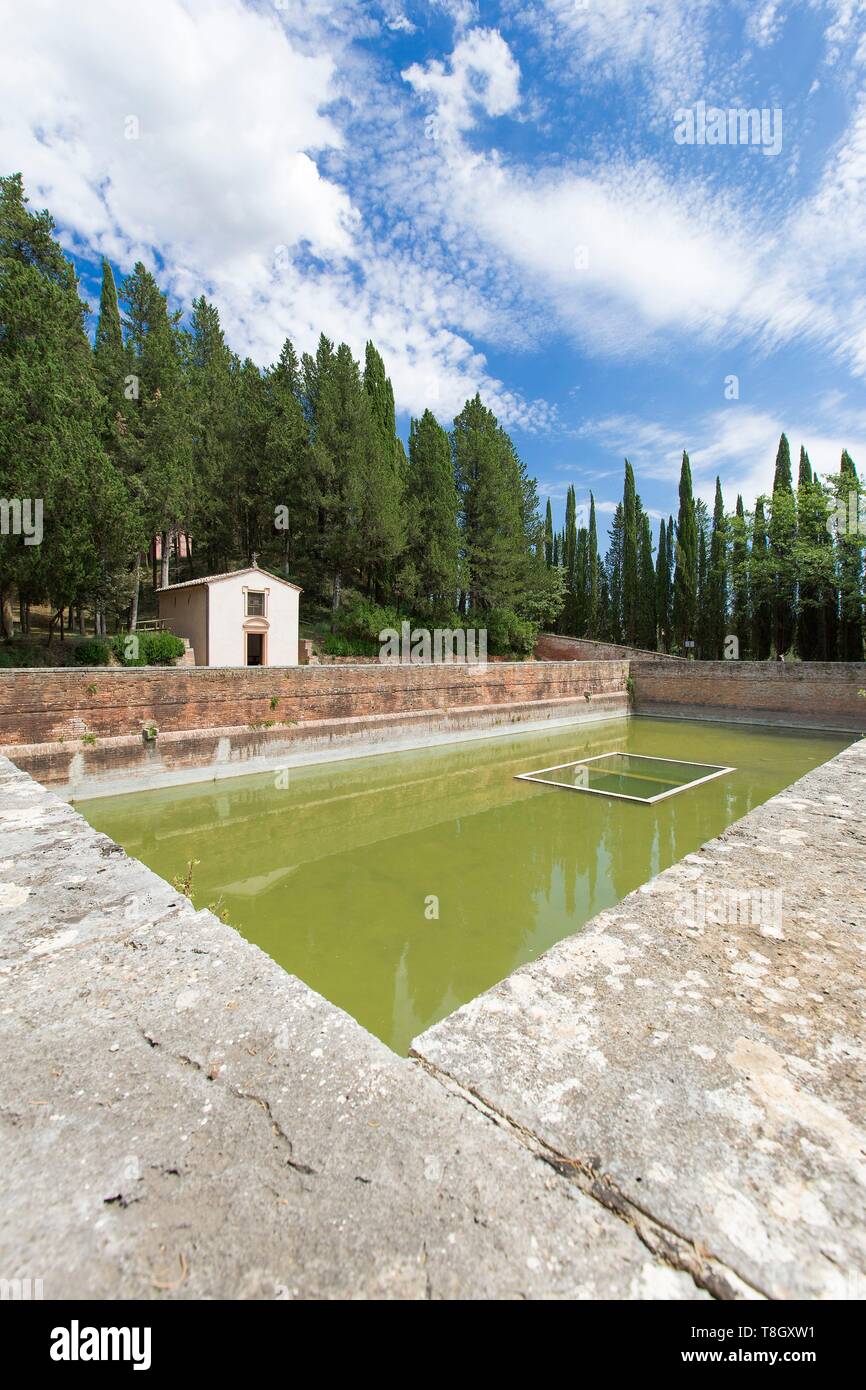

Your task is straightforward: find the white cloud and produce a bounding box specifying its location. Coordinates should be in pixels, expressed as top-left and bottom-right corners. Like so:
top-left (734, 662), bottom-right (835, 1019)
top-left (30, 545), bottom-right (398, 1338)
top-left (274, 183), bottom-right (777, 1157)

top-left (0, 0), bottom-right (553, 431)
top-left (0, 0), bottom-right (357, 275)
top-left (402, 27), bottom-right (520, 138)
top-left (505, 0), bottom-right (717, 108)
top-left (577, 405), bottom-right (866, 511)
top-left (746, 2), bottom-right (786, 47)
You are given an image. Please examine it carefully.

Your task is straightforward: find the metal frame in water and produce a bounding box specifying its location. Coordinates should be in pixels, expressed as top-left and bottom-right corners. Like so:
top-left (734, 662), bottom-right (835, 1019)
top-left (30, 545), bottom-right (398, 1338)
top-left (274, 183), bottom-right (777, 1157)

top-left (514, 751), bottom-right (735, 803)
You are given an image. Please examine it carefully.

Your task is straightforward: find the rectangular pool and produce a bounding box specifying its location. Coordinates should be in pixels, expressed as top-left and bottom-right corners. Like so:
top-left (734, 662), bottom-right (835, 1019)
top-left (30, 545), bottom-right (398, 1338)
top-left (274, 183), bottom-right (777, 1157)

top-left (79, 716), bottom-right (850, 1053)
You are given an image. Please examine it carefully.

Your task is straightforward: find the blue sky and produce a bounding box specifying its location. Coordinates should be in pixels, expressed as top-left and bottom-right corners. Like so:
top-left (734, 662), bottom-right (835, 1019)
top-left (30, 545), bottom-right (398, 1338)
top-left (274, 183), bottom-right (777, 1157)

top-left (2, 0), bottom-right (865, 540)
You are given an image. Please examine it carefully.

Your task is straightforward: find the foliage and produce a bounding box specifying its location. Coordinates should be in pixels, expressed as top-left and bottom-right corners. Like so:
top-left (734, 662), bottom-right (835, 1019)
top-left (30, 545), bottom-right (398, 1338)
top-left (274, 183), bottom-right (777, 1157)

top-left (111, 631), bottom-right (185, 666)
top-left (74, 639), bottom-right (110, 666)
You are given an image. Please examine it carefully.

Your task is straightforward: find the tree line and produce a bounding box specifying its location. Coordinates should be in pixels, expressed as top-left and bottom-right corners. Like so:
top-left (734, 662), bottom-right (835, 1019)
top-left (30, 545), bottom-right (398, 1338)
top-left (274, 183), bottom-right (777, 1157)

top-left (2, 172), bottom-right (863, 661)
top-left (546, 437), bottom-right (864, 660)
top-left (0, 174), bottom-right (560, 646)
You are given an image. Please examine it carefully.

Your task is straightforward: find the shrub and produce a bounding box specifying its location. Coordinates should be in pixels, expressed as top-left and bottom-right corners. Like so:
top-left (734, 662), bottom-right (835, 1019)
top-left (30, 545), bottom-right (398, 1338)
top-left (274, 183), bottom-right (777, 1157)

top-left (322, 633), bottom-right (376, 657)
top-left (112, 631), bottom-right (185, 666)
top-left (74, 639), bottom-right (111, 666)
top-left (468, 608), bottom-right (537, 658)
top-left (334, 597), bottom-right (401, 645)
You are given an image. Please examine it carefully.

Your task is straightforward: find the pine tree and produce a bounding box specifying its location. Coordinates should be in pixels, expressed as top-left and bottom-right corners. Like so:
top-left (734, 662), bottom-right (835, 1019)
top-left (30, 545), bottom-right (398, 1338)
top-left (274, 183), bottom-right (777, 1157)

top-left (120, 262), bottom-right (193, 589)
top-left (452, 394), bottom-right (534, 613)
top-left (406, 409), bottom-right (459, 609)
top-left (362, 342), bottom-right (406, 599)
top-left (0, 174), bottom-right (130, 639)
top-left (266, 338), bottom-right (310, 580)
top-left (672, 451), bottom-right (697, 652)
top-left (188, 296), bottom-right (238, 574)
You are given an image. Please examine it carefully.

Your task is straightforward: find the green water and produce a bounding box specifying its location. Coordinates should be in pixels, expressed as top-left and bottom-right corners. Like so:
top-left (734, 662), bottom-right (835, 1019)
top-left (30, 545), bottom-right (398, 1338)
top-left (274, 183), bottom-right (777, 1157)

top-left (79, 717), bottom-right (849, 1054)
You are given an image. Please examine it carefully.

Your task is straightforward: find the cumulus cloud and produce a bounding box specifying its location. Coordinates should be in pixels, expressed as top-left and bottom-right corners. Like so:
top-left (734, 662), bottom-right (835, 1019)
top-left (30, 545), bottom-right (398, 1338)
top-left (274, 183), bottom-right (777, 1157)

top-left (0, 0), bottom-right (551, 430)
top-left (402, 27), bottom-right (520, 138)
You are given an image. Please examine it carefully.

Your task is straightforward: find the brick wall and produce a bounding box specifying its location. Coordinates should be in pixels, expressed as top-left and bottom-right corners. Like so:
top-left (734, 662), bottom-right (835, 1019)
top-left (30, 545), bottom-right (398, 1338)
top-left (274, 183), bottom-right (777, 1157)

top-left (0, 660), bottom-right (628, 747)
top-left (633, 659), bottom-right (866, 729)
top-left (535, 634), bottom-right (684, 662)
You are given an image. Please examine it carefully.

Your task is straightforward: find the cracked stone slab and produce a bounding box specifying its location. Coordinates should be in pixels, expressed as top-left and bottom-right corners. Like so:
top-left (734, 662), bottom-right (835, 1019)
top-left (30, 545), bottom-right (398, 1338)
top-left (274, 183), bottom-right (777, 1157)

top-left (413, 739), bottom-right (866, 1300)
top-left (0, 756), bottom-right (702, 1300)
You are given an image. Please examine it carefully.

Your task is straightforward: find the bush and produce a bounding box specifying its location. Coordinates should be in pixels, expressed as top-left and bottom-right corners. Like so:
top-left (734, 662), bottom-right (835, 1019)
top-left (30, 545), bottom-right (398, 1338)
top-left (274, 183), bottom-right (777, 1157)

top-left (322, 633), bottom-right (377, 657)
top-left (334, 597), bottom-right (402, 645)
top-left (467, 608), bottom-right (537, 658)
top-left (73, 639), bottom-right (111, 666)
top-left (112, 631), bottom-right (186, 666)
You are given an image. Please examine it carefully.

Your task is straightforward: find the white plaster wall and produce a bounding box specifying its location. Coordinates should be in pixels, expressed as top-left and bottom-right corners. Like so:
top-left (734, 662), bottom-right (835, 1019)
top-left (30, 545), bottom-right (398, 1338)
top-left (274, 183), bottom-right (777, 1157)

top-left (157, 588), bottom-right (207, 665)
top-left (207, 572), bottom-right (299, 667)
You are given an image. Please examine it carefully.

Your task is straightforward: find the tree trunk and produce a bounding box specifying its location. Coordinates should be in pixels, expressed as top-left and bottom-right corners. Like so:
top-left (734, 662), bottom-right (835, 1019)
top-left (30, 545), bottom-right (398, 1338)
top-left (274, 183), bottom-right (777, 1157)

top-left (186, 532), bottom-right (194, 580)
top-left (46, 607), bottom-right (63, 644)
top-left (129, 552), bottom-right (141, 631)
top-left (331, 570), bottom-right (342, 628)
top-left (1, 588), bottom-right (15, 640)
top-left (160, 530), bottom-right (171, 590)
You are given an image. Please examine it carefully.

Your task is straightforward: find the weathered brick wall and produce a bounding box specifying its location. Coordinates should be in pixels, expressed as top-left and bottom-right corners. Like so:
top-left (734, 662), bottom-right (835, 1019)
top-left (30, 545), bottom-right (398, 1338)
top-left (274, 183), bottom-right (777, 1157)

top-left (0, 660), bottom-right (628, 746)
top-left (536, 634), bottom-right (684, 662)
top-left (633, 659), bottom-right (866, 728)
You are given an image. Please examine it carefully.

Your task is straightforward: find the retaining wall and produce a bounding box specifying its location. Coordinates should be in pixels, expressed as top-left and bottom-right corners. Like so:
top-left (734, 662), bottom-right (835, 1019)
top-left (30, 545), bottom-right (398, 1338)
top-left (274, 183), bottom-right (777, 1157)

top-left (632, 659), bottom-right (866, 730)
top-left (0, 660), bottom-right (627, 747)
top-left (535, 634), bottom-right (684, 662)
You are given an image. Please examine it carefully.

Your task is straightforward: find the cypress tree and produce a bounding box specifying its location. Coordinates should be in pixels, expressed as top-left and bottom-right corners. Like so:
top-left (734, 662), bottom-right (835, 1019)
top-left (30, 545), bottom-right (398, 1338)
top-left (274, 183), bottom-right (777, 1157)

top-left (794, 447), bottom-right (823, 660)
top-left (636, 511), bottom-right (656, 649)
top-left (561, 485), bottom-right (577, 632)
top-left (605, 503), bottom-right (624, 641)
top-left (751, 498), bottom-right (772, 659)
top-left (707, 477), bottom-right (727, 659)
top-left (730, 495), bottom-right (750, 658)
top-left (544, 499), bottom-right (553, 567)
top-left (362, 342), bottom-right (406, 599)
top-left (655, 517), bottom-right (669, 650)
top-left (0, 174), bottom-right (130, 638)
top-left (406, 409), bottom-right (459, 609)
top-left (266, 338), bottom-right (312, 580)
top-left (672, 451), bottom-right (697, 652)
top-left (588, 491), bottom-right (599, 635)
top-left (769, 432), bottom-right (796, 656)
top-left (837, 449), bottom-right (864, 660)
top-left (622, 460), bottom-right (638, 644)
